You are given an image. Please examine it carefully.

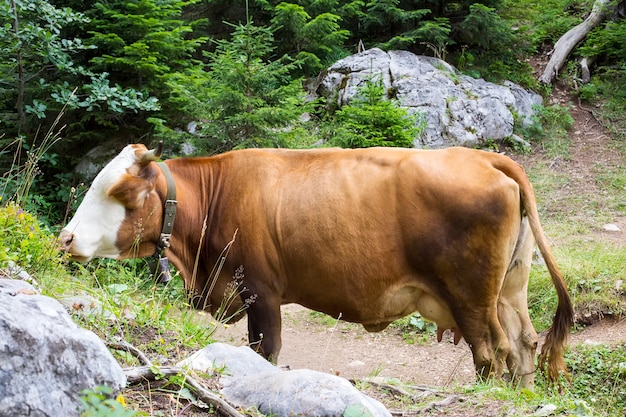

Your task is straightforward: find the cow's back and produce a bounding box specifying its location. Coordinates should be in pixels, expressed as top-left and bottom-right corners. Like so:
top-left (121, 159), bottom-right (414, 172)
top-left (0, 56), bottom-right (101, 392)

top-left (209, 147), bottom-right (522, 326)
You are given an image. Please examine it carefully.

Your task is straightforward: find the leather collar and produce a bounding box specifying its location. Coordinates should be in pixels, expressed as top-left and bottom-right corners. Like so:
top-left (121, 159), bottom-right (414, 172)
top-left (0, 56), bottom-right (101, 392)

top-left (150, 161), bottom-right (177, 283)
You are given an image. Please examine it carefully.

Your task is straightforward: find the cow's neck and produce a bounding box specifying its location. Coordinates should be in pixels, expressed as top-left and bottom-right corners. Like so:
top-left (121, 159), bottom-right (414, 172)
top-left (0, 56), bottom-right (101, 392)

top-left (160, 157), bottom-right (225, 306)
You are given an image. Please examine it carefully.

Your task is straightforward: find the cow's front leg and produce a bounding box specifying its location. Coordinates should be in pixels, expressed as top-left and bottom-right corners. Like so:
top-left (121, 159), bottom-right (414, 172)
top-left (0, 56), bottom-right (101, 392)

top-left (246, 294), bottom-right (282, 363)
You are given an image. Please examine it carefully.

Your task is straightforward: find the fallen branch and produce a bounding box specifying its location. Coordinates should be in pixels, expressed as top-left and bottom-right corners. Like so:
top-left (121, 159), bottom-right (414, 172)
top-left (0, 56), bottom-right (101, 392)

top-left (352, 377), bottom-right (444, 402)
top-left (353, 377), bottom-right (464, 417)
top-left (416, 395), bottom-right (461, 414)
top-left (107, 341), bottom-right (151, 366)
top-left (538, 0), bottom-right (611, 84)
top-left (388, 395), bottom-right (462, 416)
top-left (122, 365), bottom-right (243, 417)
top-left (123, 364), bottom-right (182, 383)
top-left (108, 341), bottom-right (244, 417)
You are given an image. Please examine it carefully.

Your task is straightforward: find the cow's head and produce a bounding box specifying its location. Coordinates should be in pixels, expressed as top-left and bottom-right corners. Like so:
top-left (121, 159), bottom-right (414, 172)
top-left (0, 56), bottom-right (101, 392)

top-left (60, 143), bottom-right (164, 262)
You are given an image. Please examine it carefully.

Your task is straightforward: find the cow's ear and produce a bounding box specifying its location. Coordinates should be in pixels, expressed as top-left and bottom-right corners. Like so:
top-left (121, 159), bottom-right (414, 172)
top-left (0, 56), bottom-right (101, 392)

top-left (107, 173), bottom-right (155, 210)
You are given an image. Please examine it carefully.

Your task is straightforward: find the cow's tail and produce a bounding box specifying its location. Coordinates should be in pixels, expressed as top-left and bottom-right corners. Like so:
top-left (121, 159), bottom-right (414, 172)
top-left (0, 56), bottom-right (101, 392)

top-left (496, 157), bottom-right (574, 383)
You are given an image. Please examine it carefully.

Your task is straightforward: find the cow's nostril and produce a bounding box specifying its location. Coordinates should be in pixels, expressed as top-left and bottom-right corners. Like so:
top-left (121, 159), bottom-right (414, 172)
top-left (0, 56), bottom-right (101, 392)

top-left (60, 231), bottom-right (74, 249)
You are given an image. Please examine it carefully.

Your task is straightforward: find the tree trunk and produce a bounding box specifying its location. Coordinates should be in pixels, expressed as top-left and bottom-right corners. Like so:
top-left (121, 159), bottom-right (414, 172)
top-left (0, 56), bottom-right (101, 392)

top-left (538, 0), bottom-right (611, 84)
top-left (10, 0), bottom-right (26, 133)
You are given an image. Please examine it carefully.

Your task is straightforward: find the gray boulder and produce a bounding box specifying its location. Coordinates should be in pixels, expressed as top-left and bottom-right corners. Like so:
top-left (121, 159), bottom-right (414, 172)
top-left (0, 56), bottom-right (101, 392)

top-left (0, 279), bottom-right (127, 417)
top-left (316, 48), bottom-right (542, 148)
top-left (178, 343), bottom-right (280, 377)
top-left (222, 369), bottom-right (390, 417)
top-left (179, 342), bottom-right (391, 417)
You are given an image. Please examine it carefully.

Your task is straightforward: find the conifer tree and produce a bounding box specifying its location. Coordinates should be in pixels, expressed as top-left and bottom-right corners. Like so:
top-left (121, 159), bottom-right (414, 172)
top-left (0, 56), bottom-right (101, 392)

top-left (187, 21), bottom-right (308, 152)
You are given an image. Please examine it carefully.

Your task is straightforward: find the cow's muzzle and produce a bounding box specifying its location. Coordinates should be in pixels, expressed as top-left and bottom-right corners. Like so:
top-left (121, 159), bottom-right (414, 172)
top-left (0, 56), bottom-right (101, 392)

top-left (58, 230), bottom-right (91, 262)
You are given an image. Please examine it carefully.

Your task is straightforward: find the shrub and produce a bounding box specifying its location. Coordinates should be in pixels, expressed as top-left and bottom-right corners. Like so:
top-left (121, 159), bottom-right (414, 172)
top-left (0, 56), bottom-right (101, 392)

top-left (0, 201), bottom-right (64, 278)
top-left (325, 75), bottom-right (425, 148)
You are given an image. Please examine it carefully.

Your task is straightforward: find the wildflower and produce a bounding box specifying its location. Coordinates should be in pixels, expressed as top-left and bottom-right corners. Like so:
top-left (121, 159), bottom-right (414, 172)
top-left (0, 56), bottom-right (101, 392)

top-left (116, 395), bottom-right (127, 407)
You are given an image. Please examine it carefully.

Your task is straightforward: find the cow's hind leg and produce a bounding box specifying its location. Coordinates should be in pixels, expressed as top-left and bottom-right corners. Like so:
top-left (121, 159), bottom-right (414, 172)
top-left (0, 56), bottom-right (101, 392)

top-left (456, 307), bottom-right (511, 382)
top-left (498, 218), bottom-right (539, 389)
top-left (446, 252), bottom-right (513, 381)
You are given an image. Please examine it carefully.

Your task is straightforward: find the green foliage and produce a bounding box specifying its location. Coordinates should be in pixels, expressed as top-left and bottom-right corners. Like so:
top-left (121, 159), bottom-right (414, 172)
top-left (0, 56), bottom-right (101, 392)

top-left (517, 104), bottom-right (574, 158)
top-left (78, 0), bottom-right (208, 134)
top-left (458, 4), bottom-right (516, 54)
top-left (576, 21), bottom-right (626, 127)
top-left (392, 312), bottom-right (437, 345)
top-left (0, 0), bottom-right (161, 137)
top-left (382, 17), bottom-right (451, 55)
top-left (0, 202), bottom-right (65, 279)
top-left (86, 0), bottom-right (208, 86)
top-left (0, 0), bottom-right (86, 133)
top-left (500, 0), bottom-right (583, 50)
top-left (579, 20), bottom-right (626, 62)
top-left (270, 3), bottom-right (350, 74)
top-left (563, 344), bottom-right (626, 414)
top-left (80, 386), bottom-right (140, 417)
top-left (325, 76), bottom-right (425, 148)
top-left (192, 21), bottom-right (309, 152)
top-left (68, 258), bottom-right (216, 354)
top-left (362, 0), bottom-right (430, 34)
top-left (53, 75), bottom-right (160, 115)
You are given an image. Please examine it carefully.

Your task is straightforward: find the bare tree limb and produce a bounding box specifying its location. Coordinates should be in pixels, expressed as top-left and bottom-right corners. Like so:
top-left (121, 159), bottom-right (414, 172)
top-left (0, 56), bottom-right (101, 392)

top-left (123, 364), bottom-right (182, 383)
top-left (416, 395), bottom-right (461, 414)
top-left (579, 56), bottom-right (597, 84)
top-left (538, 0), bottom-right (611, 84)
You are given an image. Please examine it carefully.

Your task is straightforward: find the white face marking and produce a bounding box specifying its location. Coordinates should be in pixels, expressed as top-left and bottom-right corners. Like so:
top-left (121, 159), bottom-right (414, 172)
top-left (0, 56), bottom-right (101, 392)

top-left (61, 145), bottom-right (139, 261)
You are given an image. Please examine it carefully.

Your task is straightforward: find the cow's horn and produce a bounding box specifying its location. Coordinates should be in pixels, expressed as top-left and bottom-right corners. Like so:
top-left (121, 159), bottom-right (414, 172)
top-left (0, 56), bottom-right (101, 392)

top-left (140, 141), bottom-right (163, 165)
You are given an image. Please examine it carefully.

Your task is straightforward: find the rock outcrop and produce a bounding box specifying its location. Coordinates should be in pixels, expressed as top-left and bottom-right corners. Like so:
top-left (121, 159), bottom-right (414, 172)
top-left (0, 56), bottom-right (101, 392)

top-left (315, 48), bottom-right (542, 148)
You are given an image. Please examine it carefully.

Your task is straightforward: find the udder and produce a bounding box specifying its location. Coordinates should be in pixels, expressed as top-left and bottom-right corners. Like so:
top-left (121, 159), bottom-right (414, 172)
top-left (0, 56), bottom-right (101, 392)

top-left (362, 285), bottom-right (462, 343)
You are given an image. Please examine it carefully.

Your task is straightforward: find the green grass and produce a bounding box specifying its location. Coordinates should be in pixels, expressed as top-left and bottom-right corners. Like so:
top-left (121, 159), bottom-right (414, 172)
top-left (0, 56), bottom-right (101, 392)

top-left (63, 260), bottom-right (216, 362)
top-left (528, 240), bottom-right (626, 331)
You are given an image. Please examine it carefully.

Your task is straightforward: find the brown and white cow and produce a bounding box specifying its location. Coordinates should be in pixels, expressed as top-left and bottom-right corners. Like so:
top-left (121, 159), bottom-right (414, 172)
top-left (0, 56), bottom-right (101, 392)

top-left (59, 143), bottom-right (573, 388)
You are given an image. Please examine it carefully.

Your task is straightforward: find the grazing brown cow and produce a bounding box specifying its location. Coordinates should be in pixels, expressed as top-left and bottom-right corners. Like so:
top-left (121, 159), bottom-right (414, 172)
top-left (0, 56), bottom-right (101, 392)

top-left (60, 143), bottom-right (573, 388)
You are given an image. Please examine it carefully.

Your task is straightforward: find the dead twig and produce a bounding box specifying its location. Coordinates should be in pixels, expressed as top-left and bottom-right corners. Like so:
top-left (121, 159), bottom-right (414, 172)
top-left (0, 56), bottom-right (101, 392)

top-left (107, 341), bottom-right (151, 366)
top-left (443, 352), bottom-right (470, 388)
top-left (123, 365), bottom-right (182, 383)
top-left (353, 377), bottom-right (464, 417)
top-left (417, 395), bottom-right (461, 413)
